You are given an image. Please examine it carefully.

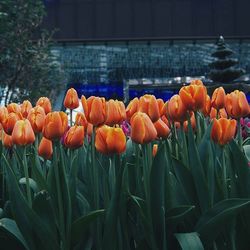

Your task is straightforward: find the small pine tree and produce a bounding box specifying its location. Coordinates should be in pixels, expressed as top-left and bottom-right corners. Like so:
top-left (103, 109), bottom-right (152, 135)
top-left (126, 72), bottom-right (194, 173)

top-left (209, 36), bottom-right (245, 84)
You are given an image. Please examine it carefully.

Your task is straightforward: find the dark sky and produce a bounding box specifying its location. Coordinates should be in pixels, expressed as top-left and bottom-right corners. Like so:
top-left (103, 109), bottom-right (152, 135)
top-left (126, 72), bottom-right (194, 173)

top-left (43, 0), bottom-right (250, 40)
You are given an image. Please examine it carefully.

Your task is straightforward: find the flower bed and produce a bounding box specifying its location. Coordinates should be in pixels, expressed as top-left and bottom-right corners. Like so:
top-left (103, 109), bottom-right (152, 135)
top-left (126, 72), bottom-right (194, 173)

top-left (0, 80), bottom-right (250, 250)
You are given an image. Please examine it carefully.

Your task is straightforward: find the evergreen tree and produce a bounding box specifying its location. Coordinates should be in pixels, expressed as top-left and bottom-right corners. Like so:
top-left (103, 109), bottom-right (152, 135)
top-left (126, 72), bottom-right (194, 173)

top-left (209, 36), bottom-right (245, 84)
top-left (0, 0), bottom-right (63, 105)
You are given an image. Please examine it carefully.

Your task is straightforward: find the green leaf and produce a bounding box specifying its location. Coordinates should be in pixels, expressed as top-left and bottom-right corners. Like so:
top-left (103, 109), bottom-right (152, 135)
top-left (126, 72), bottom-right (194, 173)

top-left (195, 198), bottom-right (250, 246)
top-left (175, 232), bottom-right (204, 250)
top-left (3, 154), bottom-right (60, 250)
top-left (243, 144), bottom-right (250, 162)
top-left (229, 140), bottom-right (250, 196)
top-left (19, 178), bottom-right (38, 193)
top-left (166, 206), bottom-right (195, 226)
top-left (150, 144), bottom-right (166, 250)
top-left (71, 209), bottom-right (105, 247)
top-left (0, 218), bottom-right (29, 250)
top-left (187, 115), bottom-right (209, 213)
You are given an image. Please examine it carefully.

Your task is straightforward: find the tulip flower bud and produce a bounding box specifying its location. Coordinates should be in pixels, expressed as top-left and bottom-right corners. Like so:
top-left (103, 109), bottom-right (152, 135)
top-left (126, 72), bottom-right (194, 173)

top-left (211, 87), bottom-right (226, 110)
top-left (211, 118), bottom-right (237, 145)
top-left (105, 99), bottom-right (126, 126)
top-left (75, 112), bottom-right (88, 129)
top-left (38, 137), bottom-right (53, 159)
top-left (2, 112), bottom-right (23, 135)
top-left (27, 106), bottom-right (46, 133)
top-left (36, 97), bottom-right (52, 114)
top-left (95, 125), bottom-right (126, 154)
top-left (179, 84), bottom-right (207, 111)
top-left (7, 103), bottom-right (21, 113)
top-left (64, 125), bottom-right (85, 149)
top-left (12, 119), bottom-right (35, 145)
top-left (154, 118), bottom-right (170, 138)
top-left (138, 94), bottom-right (160, 122)
top-left (3, 133), bottom-right (13, 148)
top-left (0, 106), bottom-right (8, 123)
top-left (21, 100), bottom-right (32, 118)
top-left (130, 112), bottom-right (157, 144)
top-left (183, 112), bottom-right (196, 132)
top-left (126, 97), bottom-right (139, 121)
top-left (81, 95), bottom-right (106, 126)
top-left (43, 111), bottom-right (68, 140)
top-left (210, 107), bottom-right (227, 119)
top-left (202, 95), bottom-right (211, 117)
top-left (153, 144), bottom-right (158, 157)
top-left (225, 90), bottom-right (250, 119)
top-left (64, 88), bottom-right (79, 110)
top-left (157, 98), bottom-right (165, 115)
top-left (167, 95), bottom-right (187, 122)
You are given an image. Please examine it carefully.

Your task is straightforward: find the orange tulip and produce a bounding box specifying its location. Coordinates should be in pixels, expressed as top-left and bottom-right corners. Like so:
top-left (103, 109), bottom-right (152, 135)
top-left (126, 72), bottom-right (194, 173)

top-left (161, 115), bottom-right (170, 127)
top-left (81, 96), bottom-right (106, 126)
top-left (130, 112), bottom-right (157, 144)
top-left (64, 125), bottom-right (85, 149)
top-left (2, 112), bottom-right (23, 135)
top-left (12, 119), bottom-right (35, 145)
top-left (211, 118), bottom-right (237, 145)
top-left (179, 84), bottom-right (207, 111)
top-left (225, 90), bottom-right (250, 119)
top-left (7, 103), bottom-right (21, 113)
top-left (126, 97), bottom-right (139, 121)
top-left (36, 97), bottom-right (52, 114)
top-left (27, 106), bottom-right (46, 133)
top-left (153, 144), bottom-right (158, 157)
top-left (183, 112), bottom-right (196, 132)
top-left (211, 87), bottom-right (226, 110)
top-left (38, 137), bottom-right (53, 160)
top-left (3, 133), bottom-right (13, 148)
top-left (167, 95), bottom-right (187, 122)
top-left (95, 125), bottom-right (126, 154)
top-left (202, 95), bottom-right (211, 117)
top-left (21, 100), bottom-right (32, 118)
top-left (210, 107), bottom-right (227, 119)
top-left (87, 123), bottom-right (93, 137)
top-left (139, 94), bottom-right (160, 122)
top-left (0, 106), bottom-right (8, 123)
top-left (105, 99), bottom-right (126, 126)
top-left (75, 112), bottom-right (88, 129)
top-left (64, 88), bottom-right (79, 110)
top-left (190, 79), bottom-right (204, 86)
top-left (42, 111), bottom-right (68, 140)
top-left (157, 98), bottom-right (165, 115)
top-left (154, 118), bottom-right (170, 138)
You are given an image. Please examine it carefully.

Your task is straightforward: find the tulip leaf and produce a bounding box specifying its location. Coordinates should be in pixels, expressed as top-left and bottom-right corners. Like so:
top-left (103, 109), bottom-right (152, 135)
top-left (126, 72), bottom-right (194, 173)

top-left (102, 158), bottom-right (124, 250)
top-left (3, 154), bottom-right (60, 250)
top-left (0, 218), bottom-right (29, 250)
top-left (150, 143), bottom-right (166, 250)
top-left (187, 116), bottom-right (209, 213)
top-left (19, 178), bottom-right (38, 193)
top-left (166, 205), bottom-right (195, 226)
top-left (71, 209), bottom-right (105, 247)
top-left (172, 158), bottom-right (198, 206)
top-left (195, 198), bottom-right (250, 246)
top-left (175, 232), bottom-right (204, 250)
top-left (243, 144), bottom-right (250, 162)
top-left (229, 140), bottom-right (250, 196)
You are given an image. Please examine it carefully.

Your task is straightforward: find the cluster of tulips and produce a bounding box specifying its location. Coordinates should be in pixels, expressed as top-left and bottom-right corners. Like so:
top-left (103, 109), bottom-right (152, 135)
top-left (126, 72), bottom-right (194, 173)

top-left (0, 79), bottom-right (250, 250)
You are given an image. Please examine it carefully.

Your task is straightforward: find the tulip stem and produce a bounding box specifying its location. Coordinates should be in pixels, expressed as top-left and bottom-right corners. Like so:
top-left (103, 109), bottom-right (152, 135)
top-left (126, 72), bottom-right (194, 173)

top-left (91, 127), bottom-right (101, 249)
top-left (180, 123), bottom-right (188, 165)
top-left (237, 119), bottom-right (243, 150)
top-left (23, 146), bottom-right (32, 207)
top-left (70, 109), bottom-right (73, 126)
top-left (53, 142), bottom-right (66, 250)
top-left (221, 148), bottom-right (228, 198)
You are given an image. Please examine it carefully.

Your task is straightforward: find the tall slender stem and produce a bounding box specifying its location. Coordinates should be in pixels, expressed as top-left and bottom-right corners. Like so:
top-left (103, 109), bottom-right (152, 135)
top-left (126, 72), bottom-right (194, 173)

top-left (70, 109), bottom-right (73, 126)
top-left (23, 147), bottom-right (32, 207)
top-left (237, 119), bottom-right (243, 150)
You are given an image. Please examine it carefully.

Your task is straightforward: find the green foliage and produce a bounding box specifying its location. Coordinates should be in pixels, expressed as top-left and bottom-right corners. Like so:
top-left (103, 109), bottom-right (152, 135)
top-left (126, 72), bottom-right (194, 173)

top-left (0, 0), bottom-right (63, 104)
top-left (0, 113), bottom-right (250, 249)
